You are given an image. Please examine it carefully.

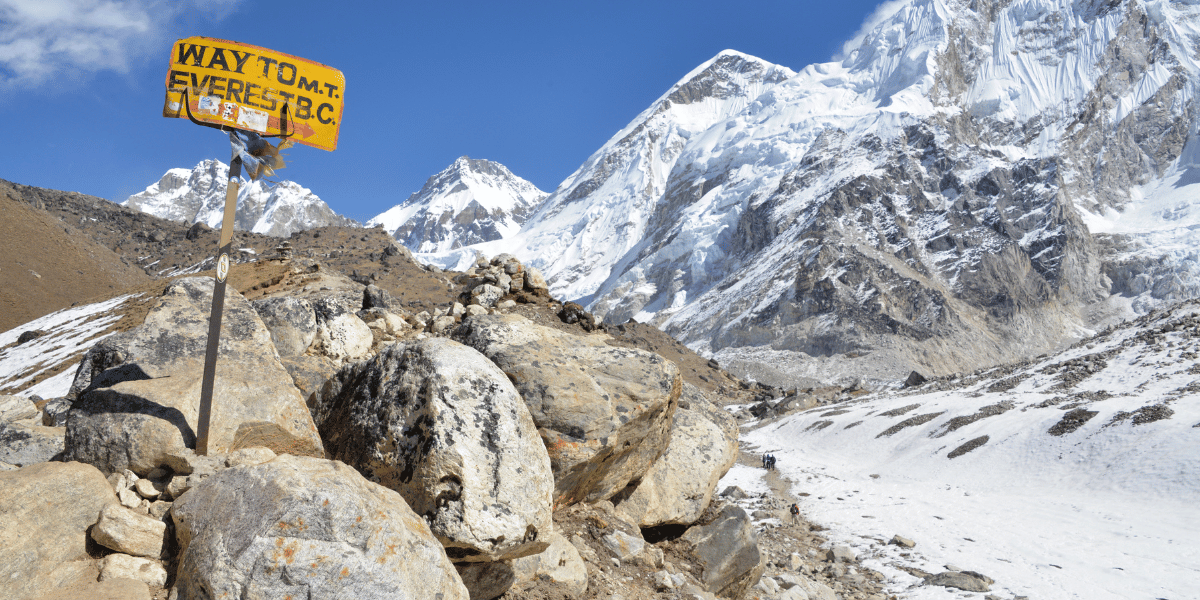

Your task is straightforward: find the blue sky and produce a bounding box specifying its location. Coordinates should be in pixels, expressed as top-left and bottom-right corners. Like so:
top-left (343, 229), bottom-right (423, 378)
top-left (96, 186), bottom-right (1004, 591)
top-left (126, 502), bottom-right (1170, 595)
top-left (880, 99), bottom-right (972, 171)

top-left (0, 0), bottom-right (899, 223)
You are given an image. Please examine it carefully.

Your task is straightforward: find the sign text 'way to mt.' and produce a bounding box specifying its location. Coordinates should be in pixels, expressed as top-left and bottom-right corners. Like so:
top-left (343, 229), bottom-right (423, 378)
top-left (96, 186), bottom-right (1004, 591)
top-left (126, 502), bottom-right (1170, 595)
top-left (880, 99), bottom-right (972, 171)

top-left (163, 37), bottom-right (345, 151)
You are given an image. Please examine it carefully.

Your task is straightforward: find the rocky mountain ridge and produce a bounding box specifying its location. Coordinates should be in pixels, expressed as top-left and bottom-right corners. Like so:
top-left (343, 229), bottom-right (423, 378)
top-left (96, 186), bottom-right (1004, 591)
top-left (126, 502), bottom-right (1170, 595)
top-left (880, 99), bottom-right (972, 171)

top-left (124, 159), bottom-right (357, 237)
top-left (368, 156), bottom-right (547, 253)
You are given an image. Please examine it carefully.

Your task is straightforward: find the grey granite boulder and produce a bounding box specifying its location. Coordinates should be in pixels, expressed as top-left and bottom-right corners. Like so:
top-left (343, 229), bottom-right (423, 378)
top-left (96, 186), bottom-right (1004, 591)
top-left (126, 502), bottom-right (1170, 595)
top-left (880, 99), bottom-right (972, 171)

top-left (63, 277), bottom-right (323, 475)
top-left (681, 505), bottom-right (763, 598)
top-left (172, 454), bottom-right (468, 600)
top-left (312, 338), bottom-right (554, 563)
top-left (455, 314), bottom-right (680, 507)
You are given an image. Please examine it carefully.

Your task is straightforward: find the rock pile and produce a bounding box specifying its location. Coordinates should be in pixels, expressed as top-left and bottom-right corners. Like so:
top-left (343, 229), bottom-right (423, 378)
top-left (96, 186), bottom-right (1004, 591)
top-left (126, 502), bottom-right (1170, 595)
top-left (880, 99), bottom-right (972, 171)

top-left (2, 254), bottom-right (767, 600)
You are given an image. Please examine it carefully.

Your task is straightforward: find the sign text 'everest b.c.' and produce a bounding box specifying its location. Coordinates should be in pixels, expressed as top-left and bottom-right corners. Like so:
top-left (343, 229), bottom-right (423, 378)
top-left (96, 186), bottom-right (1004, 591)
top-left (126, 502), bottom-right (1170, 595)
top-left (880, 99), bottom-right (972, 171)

top-left (163, 37), bottom-right (345, 151)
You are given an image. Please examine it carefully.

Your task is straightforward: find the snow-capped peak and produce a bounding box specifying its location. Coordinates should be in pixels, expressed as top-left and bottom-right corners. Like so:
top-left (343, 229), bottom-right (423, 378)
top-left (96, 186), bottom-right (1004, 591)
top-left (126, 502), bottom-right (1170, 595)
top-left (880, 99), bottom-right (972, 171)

top-left (124, 160), bottom-right (355, 236)
top-left (366, 156), bottom-right (546, 253)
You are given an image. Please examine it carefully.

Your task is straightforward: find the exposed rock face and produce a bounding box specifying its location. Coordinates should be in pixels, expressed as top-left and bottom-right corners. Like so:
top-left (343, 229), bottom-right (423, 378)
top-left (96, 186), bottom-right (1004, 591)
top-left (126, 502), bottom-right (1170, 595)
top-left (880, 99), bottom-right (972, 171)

top-left (0, 422), bottom-right (64, 467)
top-left (311, 296), bottom-right (374, 365)
top-left (681, 505), bottom-right (763, 598)
top-left (312, 338), bottom-right (554, 563)
top-left (251, 296), bottom-right (316, 358)
top-left (455, 314), bottom-right (681, 506)
top-left (614, 384), bottom-right (738, 527)
top-left (63, 277), bottom-right (323, 474)
top-left (0, 462), bottom-right (117, 600)
top-left (171, 454), bottom-right (469, 600)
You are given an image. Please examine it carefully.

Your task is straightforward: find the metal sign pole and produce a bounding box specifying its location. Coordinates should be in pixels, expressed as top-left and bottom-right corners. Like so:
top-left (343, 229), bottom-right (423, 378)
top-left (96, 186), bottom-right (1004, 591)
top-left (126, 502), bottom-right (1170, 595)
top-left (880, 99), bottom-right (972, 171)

top-left (195, 153), bottom-right (243, 456)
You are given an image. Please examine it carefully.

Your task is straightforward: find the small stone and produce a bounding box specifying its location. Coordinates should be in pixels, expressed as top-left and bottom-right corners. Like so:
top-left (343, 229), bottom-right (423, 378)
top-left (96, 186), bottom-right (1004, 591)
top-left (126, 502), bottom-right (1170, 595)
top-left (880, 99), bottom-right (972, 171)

top-left (134, 478), bottom-right (160, 499)
top-left (148, 500), bottom-right (172, 520)
top-left (890, 534), bottom-right (915, 548)
top-left (91, 503), bottom-right (167, 558)
top-left (117, 487), bottom-right (141, 508)
top-left (166, 474), bottom-right (190, 499)
top-left (720, 485), bottom-right (748, 499)
top-left (100, 553), bottom-right (168, 587)
top-left (825, 545), bottom-right (857, 563)
top-left (602, 530), bottom-right (645, 562)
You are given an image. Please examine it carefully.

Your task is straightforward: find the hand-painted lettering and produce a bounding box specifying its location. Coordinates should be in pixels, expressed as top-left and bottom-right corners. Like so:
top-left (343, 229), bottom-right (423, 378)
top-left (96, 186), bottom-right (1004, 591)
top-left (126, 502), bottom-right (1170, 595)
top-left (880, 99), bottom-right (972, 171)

top-left (298, 76), bottom-right (319, 94)
top-left (317, 103), bottom-right (335, 124)
top-left (257, 56), bottom-right (278, 78)
top-left (323, 83), bottom-right (339, 99)
top-left (295, 95), bottom-right (313, 119)
top-left (226, 79), bottom-right (245, 103)
top-left (177, 43), bottom-right (207, 66)
top-left (168, 70), bottom-right (189, 90)
top-left (258, 88), bottom-right (279, 111)
top-left (207, 48), bottom-right (230, 71)
top-left (277, 62), bottom-right (297, 86)
top-left (229, 50), bottom-right (253, 74)
top-left (209, 76), bottom-right (227, 98)
top-left (189, 73), bottom-right (215, 94)
top-left (243, 83), bottom-right (261, 108)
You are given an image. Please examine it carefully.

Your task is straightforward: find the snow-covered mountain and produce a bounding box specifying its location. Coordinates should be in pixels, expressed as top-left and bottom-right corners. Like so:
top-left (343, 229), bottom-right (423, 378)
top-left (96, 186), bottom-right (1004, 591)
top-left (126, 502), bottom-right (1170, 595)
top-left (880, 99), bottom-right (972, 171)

top-left (367, 157), bottom-right (546, 253)
top-left (124, 160), bottom-right (356, 236)
top-left (424, 0), bottom-right (1200, 385)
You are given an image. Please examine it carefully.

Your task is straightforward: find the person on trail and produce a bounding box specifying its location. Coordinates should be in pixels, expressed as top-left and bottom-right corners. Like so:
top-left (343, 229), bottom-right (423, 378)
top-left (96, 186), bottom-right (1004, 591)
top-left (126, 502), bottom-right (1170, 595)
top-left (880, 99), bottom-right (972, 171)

top-left (762, 454), bottom-right (768, 469)
top-left (789, 502), bottom-right (800, 524)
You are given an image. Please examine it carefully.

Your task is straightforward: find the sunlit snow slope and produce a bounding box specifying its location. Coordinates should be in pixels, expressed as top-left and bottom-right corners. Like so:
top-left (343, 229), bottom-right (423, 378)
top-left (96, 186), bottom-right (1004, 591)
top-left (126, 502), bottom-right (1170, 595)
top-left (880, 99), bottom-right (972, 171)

top-left (737, 298), bottom-right (1200, 599)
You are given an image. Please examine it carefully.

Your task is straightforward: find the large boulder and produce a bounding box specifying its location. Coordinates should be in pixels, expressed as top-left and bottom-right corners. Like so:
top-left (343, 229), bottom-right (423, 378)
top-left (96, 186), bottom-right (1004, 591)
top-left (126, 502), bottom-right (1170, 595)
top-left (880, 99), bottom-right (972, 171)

top-left (0, 421), bottom-right (64, 467)
top-left (63, 277), bottom-right (323, 475)
top-left (681, 505), bottom-right (763, 599)
top-left (311, 297), bottom-right (373, 364)
top-left (455, 314), bottom-right (680, 506)
top-left (0, 395), bottom-right (38, 423)
top-left (614, 384), bottom-right (738, 527)
top-left (312, 338), bottom-right (554, 563)
top-left (171, 454), bottom-right (469, 600)
top-left (0, 462), bottom-right (118, 600)
top-left (251, 296), bottom-right (316, 357)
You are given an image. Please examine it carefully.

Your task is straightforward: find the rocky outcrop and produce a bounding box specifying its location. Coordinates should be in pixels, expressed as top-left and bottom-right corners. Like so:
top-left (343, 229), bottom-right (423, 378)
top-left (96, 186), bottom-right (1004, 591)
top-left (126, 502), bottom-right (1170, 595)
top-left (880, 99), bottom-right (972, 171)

top-left (312, 338), bottom-right (554, 563)
top-left (681, 505), bottom-right (763, 598)
top-left (63, 277), bottom-right (323, 475)
top-left (311, 296), bottom-right (373, 364)
top-left (455, 313), bottom-right (681, 506)
top-left (251, 296), bottom-right (316, 357)
top-left (171, 454), bottom-right (469, 600)
top-left (0, 462), bottom-right (118, 600)
top-left (614, 384), bottom-right (738, 527)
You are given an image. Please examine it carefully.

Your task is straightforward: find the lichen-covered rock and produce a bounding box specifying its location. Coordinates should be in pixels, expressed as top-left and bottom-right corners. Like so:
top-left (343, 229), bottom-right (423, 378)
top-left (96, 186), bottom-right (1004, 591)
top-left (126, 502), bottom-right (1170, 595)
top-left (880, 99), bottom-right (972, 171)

top-left (62, 277), bottom-right (323, 475)
top-left (0, 422), bottom-right (64, 467)
top-left (0, 462), bottom-right (118, 600)
top-left (614, 384), bottom-right (738, 527)
top-left (455, 314), bottom-right (679, 507)
top-left (251, 296), bottom-right (316, 358)
top-left (311, 297), bottom-right (373, 364)
top-left (312, 338), bottom-right (553, 563)
top-left (172, 454), bottom-right (469, 600)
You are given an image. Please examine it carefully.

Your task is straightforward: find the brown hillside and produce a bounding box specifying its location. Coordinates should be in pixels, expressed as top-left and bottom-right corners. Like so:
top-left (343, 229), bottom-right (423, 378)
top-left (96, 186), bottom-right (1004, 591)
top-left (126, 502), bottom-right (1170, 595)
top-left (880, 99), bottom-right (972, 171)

top-left (0, 193), bottom-right (150, 332)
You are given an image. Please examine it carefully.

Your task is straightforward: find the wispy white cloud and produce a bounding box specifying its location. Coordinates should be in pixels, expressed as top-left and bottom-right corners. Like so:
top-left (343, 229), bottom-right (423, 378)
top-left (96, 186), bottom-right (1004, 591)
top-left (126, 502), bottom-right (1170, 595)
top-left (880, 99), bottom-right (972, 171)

top-left (833, 0), bottom-right (914, 61)
top-left (0, 0), bottom-right (239, 90)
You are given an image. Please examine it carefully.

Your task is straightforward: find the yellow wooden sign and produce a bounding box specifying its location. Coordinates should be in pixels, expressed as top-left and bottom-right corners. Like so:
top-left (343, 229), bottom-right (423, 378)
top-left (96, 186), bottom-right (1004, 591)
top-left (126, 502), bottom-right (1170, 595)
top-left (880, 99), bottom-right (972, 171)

top-left (163, 37), bottom-right (344, 151)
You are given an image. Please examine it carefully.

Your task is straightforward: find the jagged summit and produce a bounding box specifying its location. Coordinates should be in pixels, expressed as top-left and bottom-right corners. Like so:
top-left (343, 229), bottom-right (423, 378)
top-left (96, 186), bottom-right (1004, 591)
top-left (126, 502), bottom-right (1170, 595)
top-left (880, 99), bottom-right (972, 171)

top-left (123, 160), bottom-right (355, 237)
top-left (367, 156), bottom-right (546, 253)
top-left (419, 0), bottom-right (1200, 385)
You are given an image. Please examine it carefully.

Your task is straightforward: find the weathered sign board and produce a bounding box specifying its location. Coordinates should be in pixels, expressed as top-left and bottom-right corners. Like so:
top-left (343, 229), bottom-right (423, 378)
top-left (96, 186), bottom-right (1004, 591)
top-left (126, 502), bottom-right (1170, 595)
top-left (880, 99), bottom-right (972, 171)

top-left (164, 36), bottom-right (345, 151)
top-left (164, 37), bottom-right (343, 455)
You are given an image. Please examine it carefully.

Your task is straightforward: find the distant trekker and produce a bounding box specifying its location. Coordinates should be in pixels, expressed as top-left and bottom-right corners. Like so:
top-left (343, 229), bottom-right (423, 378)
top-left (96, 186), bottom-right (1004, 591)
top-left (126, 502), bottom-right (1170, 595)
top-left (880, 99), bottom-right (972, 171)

top-left (789, 502), bottom-right (800, 524)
